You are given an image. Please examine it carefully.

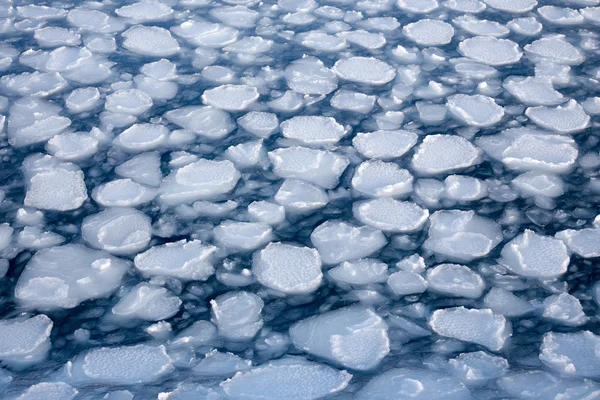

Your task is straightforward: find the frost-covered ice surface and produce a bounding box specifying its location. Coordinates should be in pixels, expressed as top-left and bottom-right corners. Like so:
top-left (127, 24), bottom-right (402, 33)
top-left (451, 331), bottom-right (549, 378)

top-left (0, 0), bottom-right (599, 399)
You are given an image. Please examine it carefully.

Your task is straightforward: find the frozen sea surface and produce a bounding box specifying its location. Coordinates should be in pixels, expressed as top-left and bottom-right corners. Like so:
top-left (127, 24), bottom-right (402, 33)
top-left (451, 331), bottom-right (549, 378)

top-left (0, 0), bottom-right (599, 399)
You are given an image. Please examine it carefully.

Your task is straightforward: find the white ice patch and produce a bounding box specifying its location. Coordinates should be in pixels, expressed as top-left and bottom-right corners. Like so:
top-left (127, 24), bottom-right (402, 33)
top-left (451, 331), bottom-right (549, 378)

top-left (403, 20), bottom-right (454, 46)
top-left (540, 331), bottom-right (600, 378)
top-left (353, 198), bottom-right (429, 233)
top-left (112, 283), bottom-right (181, 321)
top-left (0, 315), bottom-right (53, 368)
top-left (285, 57), bottom-right (338, 95)
top-left (332, 56), bottom-right (396, 85)
top-left (122, 26), bottom-right (180, 57)
top-left (446, 94), bottom-right (504, 127)
top-left (525, 100), bottom-right (590, 133)
top-left (353, 130), bottom-right (418, 160)
top-left (202, 84), bottom-right (259, 111)
top-left (458, 36), bottom-right (522, 66)
top-left (280, 116), bottom-right (346, 146)
top-left (412, 135), bottom-right (482, 176)
top-left (211, 291), bottom-right (264, 341)
top-left (352, 160), bottom-right (414, 197)
top-left (165, 106), bottom-right (235, 140)
top-left (427, 263), bottom-right (485, 298)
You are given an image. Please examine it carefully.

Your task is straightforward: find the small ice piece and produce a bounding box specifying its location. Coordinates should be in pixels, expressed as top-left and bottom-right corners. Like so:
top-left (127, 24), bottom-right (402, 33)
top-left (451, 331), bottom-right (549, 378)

top-left (423, 210), bottom-right (503, 262)
top-left (427, 264), bottom-right (484, 298)
top-left (0, 224), bottom-right (13, 252)
top-left (352, 160), bottom-right (414, 197)
top-left (582, 6), bottom-right (600, 23)
top-left (158, 159), bottom-right (240, 205)
top-left (524, 35), bottom-right (585, 65)
top-left (556, 228), bottom-right (600, 258)
top-left (135, 240), bottom-right (216, 281)
top-left (67, 9), bottom-right (125, 33)
top-left (223, 36), bottom-right (273, 55)
top-left (211, 291), bottom-right (264, 341)
top-left (448, 351), bottom-right (508, 387)
top-left (115, 0), bottom-right (174, 23)
top-left (538, 6), bottom-right (583, 25)
top-left (526, 100), bottom-right (590, 134)
top-left (331, 90), bottom-right (377, 114)
top-left (507, 16), bottom-right (543, 35)
top-left (280, 116), bottom-right (346, 146)
top-left (354, 198), bottom-right (429, 233)
top-left (275, 179), bottom-right (328, 213)
top-left (165, 106), bottom-right (235, 140)
top-left (482, 0), bottom-right (537, 13)
top-left (298, 31), bottom-right (347, 52)
top-left (458, 36), bottom-right (522, 66)
top-left (443, 0), bottom-right (486, 12)
top-left (512, 171), bottom-right (564, 198)
top-left (356, 368), bottom-right (472, 400)
top-left (332, 56), bottom-right (396, 85)
top-left (171, 320), bottom-right (217, 348)
top-left (210, 5), bottom-right (260, 28)
top-left (238, 111), bottom-right (279, 138)
top-left (112, 283), bottom-right (181, 321)
top-left (0, 315), bottom-right (53, 368)
top-left (453, 15), bottom-right (509, 37)
top-left (429, 307), bottom-right (511, 351)
top-left (397, 0), bottom-right (439, 13)
top-left (201, 84), bottom-right (259, 111)
top-left (116, 152), bottom-right (162, 187)
top-left (499, 230), bottom-right (570, 279)
top-left (194, 349), bottom-right (251, 377)
top-left (444, 175), bottom-right (487, 201)
top-left (396, 254), bottom-right (427, 273)
top-left (46, 132), bottom-right (98, 161)
top-left (173, 20), bottom-right (238, 48)
top-left (92, 179), bottom-right (156, 207)
top-left (17, 5), bottom-right (68, 20)
top-left (540, 331), bottom-right (600, 378)
top-left (499, 371), bottom-right (600, 400)
top-left (290, 306), bottom-right (389, 370)
top-left (114, 123), bottom-right (169, 152)
top-left (340, 30), bottom-right (386, 50)
top-left (81, 208), bottom-right (152, 256)
top-left (8, 97), bottom-right (71, 147)
top-left (22, 154), bottom-right (87, 211)
top-left (225, 140), bottom-right (264, 168)
top-left (65, 87), bottom-right (101, 113)
top-left (329, 259), bottom-right (388, 286)
top-left (105, 89), bottom-right (152, 116)
top-left (542, 293), bottom-right (588, 326)
top-left (411, 135), bottom-right (482, 176)
top-left (403, 20), bottom-right (454, 46)
top-left (252, 242), bottom-right (323, 294)
top-left (311, 220), bottom-right (387, 264)
top-left (66, 345), bottom-right (173, 385)
top-left (16, 382), bottom-right (77, 400)
top-left (476, 128), bottom-right (578, 173)
top-left (220, 357), bottom-right (351, 400)
top-left (446, 94), bottom-right (504, 127)
top-left (213, 221), bottom-right (273, 251)
top-left (483, 288), bottom-right (534, 317)
top-left (387, 271), bottom-right (428, 295)
top-left (503, 76), bottom-right (564, 106)
top-left (1, 71), bottom-right (67, 97)
top-left (248, 201), bottom-right (285, 225)
top-left (122, 26), bottom-right (180, 57)
top-left (353, 130), bottom-right (418, 160)
top-left (285, 57), bottom-right (338, 95)
top-left (15, 244), bottom-right (129, 310)
top-left (17, 226), bottom-right (65, 250)
top-left (582, 97), bottom-right (600, 115)
top-left (268, 147), bottom-right (349, 189)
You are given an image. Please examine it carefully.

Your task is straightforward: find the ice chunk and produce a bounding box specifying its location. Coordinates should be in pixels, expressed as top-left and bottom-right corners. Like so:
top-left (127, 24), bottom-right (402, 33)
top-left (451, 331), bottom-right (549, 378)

top-left (275, 179), bottom-right (328, 213)
top-left (8, 97), bottom-right (71, 147)
top-left (66, 344), bottom-right (173, 384)
top-left (81, 208), bottom-right (152, 255)
top-left (0, 315), bottom-right (52, 368)
top-left (397, 0), bottom-right (439, 13)
top-left (503, 76), bottom-right (565, 106)
top-left (112, 283), bottom-right (181, 321)
top-left (17, 5), bottom-right (68, 20)
top-left (446, 94), bottom-right (504, 127)
top-left (443, 0), bottom-right (486, 13)
top-left (92, 179), bottom-right (156, 207)
top-left (134, 240), bottom-right (216, 280)
top-left (67, 9), bottom-right (125, 33)
top-left (248, 201), bottom-right (285, 225)
top-left (16, 382), bottom-right (77, 400)
top-left (202, 84), bottom-right (259, 111)
top-left (499, 230), bottom-right (570, 278)
top-left (525, 35), bottom-right (585, 65)
top-left (290, 306), bottom-right (389, 370)
top-left (542, 293), bottom-right (588, 326)
top-left (0, 224), bottom-right (13, 252)
top-left (482, 0), bottom-right (537, 13)
top-left (341, 30), bottom-right (386, 50)
top-left (1, 71), bottom-right (67, 97)
top-left (540, 331), bottom-right (600, 378)
top-left (46, 132), bottom-right (99, 161)
top-left (329, 259), bottom-right (388, 285)
top-left (194, 349), bottom-right (251, 377)
top-left (352, 160), bottom-right (414, 197)
top-left (332, 56), bottom-right (396, 85)
top-left (115, 0), bottom-right (174, 23)
top-left (412, 135), bottom-right (482, 176)
top-left (252, 242), bottom-right (322, 294)
top-left (285, 57), bottom-right (338, 95)
top-left (453, 15), bottom-right (509, 37)
top-left (280, 116), bottom-right (346, 146)
top-left (122, 26), bottom-right (180, 57)
top-left (525, 100), bottom-right (590, 133)
top-left (210, 6), bottom-right (259, 28)
top-left (238, 111), bottom-right (278, 138)
top-left (556, 228), bottom-right (600, 258)
top-left (22, 154), bottom-right (87, 211)
top-left (158, 159), bottom-right (240, 205)
top-left (115, 152), bottom-right (162, 187)
top-left (331, 90), bottom-right (377, 114)
top-left (427, 264), bottom-right (484, 298)
top-left (165, 106), bottom-right (235, 140)
top-left (499, 370), bottom-right (600, 400)
top-left (582, 6), bottom-right (600, 23)
top-left (403, 20), bottom-right (454, 46)
top-left (353, 130), bottom-right (418, 160)
top-left (387, 270), bottom-right (428, 295)
top-left (220, 357), bottom-right (351, 400)
top-left (105, 89), bottom-right (152, 116)
top-left (444, 175), bottom-right (487, 201)
top-left (448, 351), bottom-right (508, 387)
top-left (211, 291), bottom-right (263, 340)
top-left (268, 147), bottom-right (349, 189)
top-left (17, 226), bottom-right (65, 250)
top-left (214, 221), bottom-right (273, 251)
top-left (507, 16), bottom-right (543, 35)
top-left (429, 307), bottom-right (510, 351)
top-left (354, 198), bottom-right (429, 232)
top-left (483, 288), bottom-right (534, 317)
top-left (311, 221), bottom-right (387, 264)
top-left (298, 31), bottom-right (347, 52)
top-left (172, 20), bottom-right (238, 48)
top-left (114, 123), bottom-right (169, 152)
top-left (458, 36), bottom-right (522, 66)
top-left (356, 368), bottom-right (472, 400)
top-left (512, 171), bottom-right (564, 198)
top-left (538, 6), bottom-right (583, 25)
top-left (65, 87), bottom-right (101, 113)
